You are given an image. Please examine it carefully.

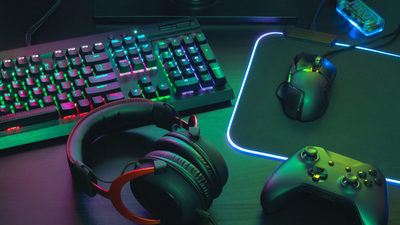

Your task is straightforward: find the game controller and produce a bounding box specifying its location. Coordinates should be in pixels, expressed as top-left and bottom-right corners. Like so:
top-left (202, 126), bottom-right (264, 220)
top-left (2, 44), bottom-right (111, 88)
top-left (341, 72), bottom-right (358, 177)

top-left (260, 146), bottom-right (388, 225)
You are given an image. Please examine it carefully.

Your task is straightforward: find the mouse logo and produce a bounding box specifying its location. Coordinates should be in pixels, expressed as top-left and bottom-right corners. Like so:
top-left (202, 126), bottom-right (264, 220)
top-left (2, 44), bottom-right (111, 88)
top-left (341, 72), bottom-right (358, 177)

top-left (276, 53), bottom-right (337, 121)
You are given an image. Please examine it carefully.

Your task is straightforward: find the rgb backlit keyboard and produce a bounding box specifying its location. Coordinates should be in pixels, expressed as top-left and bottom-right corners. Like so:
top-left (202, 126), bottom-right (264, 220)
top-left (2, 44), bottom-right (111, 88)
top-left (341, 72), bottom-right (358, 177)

top-left (0, 18), bottom-right (234, 149)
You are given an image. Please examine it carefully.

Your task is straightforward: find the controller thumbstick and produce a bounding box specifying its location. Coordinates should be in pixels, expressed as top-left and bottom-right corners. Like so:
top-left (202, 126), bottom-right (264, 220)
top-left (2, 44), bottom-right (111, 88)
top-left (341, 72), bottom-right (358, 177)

top-left (342, 173), bottom-right (360, 188)
top-left (301, 146), bottom-right (319, 161)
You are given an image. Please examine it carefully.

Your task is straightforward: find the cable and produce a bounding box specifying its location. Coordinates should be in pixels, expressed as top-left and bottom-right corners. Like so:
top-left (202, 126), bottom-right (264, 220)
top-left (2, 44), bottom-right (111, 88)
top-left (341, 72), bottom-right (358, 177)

top-left (323, 24), bottom-right (400, 58)
top-left (196, 209), bottom-right (218, 225)
top-left (25, 0), bottom-right (62, 46)
top-left (310, 0), bottom-right (329, 31)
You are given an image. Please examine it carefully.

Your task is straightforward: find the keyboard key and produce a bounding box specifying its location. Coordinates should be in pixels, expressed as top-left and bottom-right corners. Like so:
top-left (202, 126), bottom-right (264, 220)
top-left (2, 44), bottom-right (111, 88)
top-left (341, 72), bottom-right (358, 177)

top-left (117, 59), bottom-right (131, 73)
top-left (56, 92), bottom-right (69, 104)
top-left (88, 72), bottom-right (116, 86)
top-left (85, 82), bottom-right (121, 97)
top-left (71, 90), bottom-right (84, 101)
top-left (3, 93), bottom-right (14, 103)
top-left (0, 83), bottom-right (7, 94)
top-left (74, 78), bottom-right (86, 90)
top-left (46, 84), bottom-right (58, 95)
top-left (195, 64), bottom-right (208, 75)
top-left (17, 90), bottom-right (29, 101)
top-left (186, 46), bottom-right (198, 56)
top-left (191, 55), bottom-right (203, 65)
top-left (200, 44), bottom-right (216, 63)
top-left (164, 61), bottom-right (178, 73)
top-left (1, 70), bottom-right (12, 80)
top-left (61, 81), bottom-right (73, 92)
top-left (53, 72), bottom-right (66, 84)
top-left (15, 68), bottom-right (27, 80)
top-left (160, 51), bottom-right (173, 64)
top-left (0, 105), bottom-right (11, 115)
top-left (182, 67), bottom-right (195, 78)
top-left (182, 36), bottom-right (194, 47)
top-left (195, 33), bottom-right (207, 44)
top-left (28, 98), bottom-right (40, 109)
top-left (209, 62), bottom-right (227, 86)
top-left (93, 42), bottom-right (105, 53)
top-left (53, 50), bottom-right (65, 60)
top-left (114, 49), bottom-right (127, 60)
top-left (106, 92), bottom-right (124, 102)
top-left (174, 49), bottom-right (185, 59)
top-left (168, 70), bottom-right (182, 81)
top-left (127, 47), bottom-right (139, 58)
top-left (110, 39), bottom-right (123, 51)
top-left (56, 60), bottom-right (69, 72)
top-left (177, 58), bottom-right (190, 68)
top-left (70, 57), bottom-right (83, 69)
top-left (43, 60), bottom-right (55, 74)
top-left (157, 83), bottom-right (170, 97)
top-left (66, 47), bottom-right (79, 58)
top-left (30, 54), bottom-right (42, 65)
top-left (80, 66), bottom-right (93, 78)
top-left (16, 56), bottom-right (29, 68)
top-left (91, 96), bottom-right (104, 108)
top-left (139, 75), bottom-right (152, 88)
top-left (136, 34), bottom-right (147, 44)
top-left (200, 73), bottom-right (214, 87)
top-left (169, 38), bottom-right (181, 50)
top-left (157, 41), bottom-right (169, 53)
top-left (80, 45), bottom-right (92, 55)
top-left (0, 105), bottom-right (59, 130)
top-left (2, 59), bottom-right (14, 70)
top-left (29, 65), bottom-right (41, 76)
top-left (129, 88), bottom-right (142, 98)
top-left (67, 69), bottom-right (79, 80)
top-left (25, 77), bottom-right (36, 88)
top-left (131, 57), bottom-right (144, 70)
top-left (77, 99), bottom-right (91, 113)
top-left (143, 85), bottom-right (157, 99)
top-left (32, 87), bottom-right (45, 98)
top-left (94, 62), bottom-right (113, 74)
top-left (84, 52), bottom-right (109, 66)
top-left (39, 74), bottom-right (51, 85)
top-left (123, 36), bottom-right (135, 48)
top-left (140, 44), bottom-right (153, 54)
top-left (14, 102), bottom-right (26, 112)
top-left (174, 77), bottom-right (199, 94)
top-left (60, 101), bottom-right (77, 117)
top-left (11, 80), bottom-right (23, 91)
top-left (43, 95), bottom-right (55, 106)
top-left (144, 54), bottom-right (157, 67)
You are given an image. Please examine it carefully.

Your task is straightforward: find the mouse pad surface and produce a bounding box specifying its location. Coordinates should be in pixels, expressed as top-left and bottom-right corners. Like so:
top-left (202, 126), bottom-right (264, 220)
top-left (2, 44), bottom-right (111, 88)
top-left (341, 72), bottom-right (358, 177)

top-left (228, 32), bottom-right (400, 181)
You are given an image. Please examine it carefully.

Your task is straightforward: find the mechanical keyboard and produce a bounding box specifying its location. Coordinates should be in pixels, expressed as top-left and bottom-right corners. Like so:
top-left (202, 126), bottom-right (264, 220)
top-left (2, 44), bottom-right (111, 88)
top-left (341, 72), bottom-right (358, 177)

top-left (0, 18), bottom-right (234, 149)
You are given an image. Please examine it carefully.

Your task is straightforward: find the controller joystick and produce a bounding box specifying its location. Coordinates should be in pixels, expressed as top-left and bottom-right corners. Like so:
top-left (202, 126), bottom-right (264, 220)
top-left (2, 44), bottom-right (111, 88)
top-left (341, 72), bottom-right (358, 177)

top-left (261, 146), bottom-right (389, 225)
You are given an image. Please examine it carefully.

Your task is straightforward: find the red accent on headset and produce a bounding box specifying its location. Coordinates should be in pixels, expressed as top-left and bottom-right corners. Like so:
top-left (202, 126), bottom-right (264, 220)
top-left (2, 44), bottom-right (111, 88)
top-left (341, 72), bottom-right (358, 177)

top-left (91, 167), bottom-right (160, 225)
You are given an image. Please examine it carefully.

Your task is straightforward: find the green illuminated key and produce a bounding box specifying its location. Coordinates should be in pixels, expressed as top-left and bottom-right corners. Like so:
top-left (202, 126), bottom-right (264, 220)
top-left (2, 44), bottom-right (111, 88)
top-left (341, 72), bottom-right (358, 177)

top-left (200, 44), bottom-right (216, 63)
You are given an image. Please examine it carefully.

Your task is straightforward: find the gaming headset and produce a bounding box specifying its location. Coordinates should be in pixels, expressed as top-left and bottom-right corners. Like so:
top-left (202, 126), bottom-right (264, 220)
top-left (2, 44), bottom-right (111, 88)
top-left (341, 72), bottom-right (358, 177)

top-left (66, 99), bottom-right (228, 225)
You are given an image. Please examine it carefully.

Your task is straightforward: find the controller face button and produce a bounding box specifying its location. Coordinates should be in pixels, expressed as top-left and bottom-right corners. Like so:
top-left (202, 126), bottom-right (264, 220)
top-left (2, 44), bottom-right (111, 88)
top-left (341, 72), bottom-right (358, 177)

top-left (345, 166), bottom-right (352, 172)
top-left (364, 179), bottom-right (373, 187)
top-left (341, 173), bottom-right (360, 189)
top-left (369, 169), bottom-right (377, 177)
top-left (358, 170), bottom-right (367, 179)
top-left (328, 160), bottom-right (334, 166)
top-left (301, 146), bottom-right (319, 161)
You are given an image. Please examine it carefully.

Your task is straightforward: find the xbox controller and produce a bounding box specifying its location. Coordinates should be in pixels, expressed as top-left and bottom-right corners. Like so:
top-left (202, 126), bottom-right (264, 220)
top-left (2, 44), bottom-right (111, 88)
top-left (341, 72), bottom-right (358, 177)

top-left (260, 146), bottom-right (388, 225)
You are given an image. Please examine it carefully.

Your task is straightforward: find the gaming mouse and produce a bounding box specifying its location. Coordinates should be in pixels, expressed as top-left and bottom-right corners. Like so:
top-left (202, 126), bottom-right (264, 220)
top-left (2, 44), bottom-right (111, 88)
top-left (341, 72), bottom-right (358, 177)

top-left (276, 53), bottom-right (337, 121)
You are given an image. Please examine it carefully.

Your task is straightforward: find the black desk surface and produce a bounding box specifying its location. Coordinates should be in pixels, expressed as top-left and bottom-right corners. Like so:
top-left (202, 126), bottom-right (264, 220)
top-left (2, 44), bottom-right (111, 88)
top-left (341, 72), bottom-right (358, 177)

top-left (1, 1), bottom-right (400, 225)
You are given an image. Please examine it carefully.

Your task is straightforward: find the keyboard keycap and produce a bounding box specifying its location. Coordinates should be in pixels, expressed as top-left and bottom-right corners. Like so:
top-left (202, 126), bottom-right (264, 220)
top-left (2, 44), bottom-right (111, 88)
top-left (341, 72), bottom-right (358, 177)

top-left (28, 98), bottom-right (40, 109)
top-left (2, 59), bottom-right (14, 70)
top-left (157, 83), bottom-right (170, 97)
top-left (117, 59), bottom-right (131, 73)
top-left (129, 88), bottom-right (142, 98)
top-left (15, 68), bottom-right (27, 80)
top-left (77, 99), bottom-right (91, 113)
top-left (88, 73), bottom-right (117, 86)
top-left (71, 90), bottom-right (84, 101)
top-left (93, 42), bottom-right (105, 53)
top-left (106, 92), bottom-right (124, 102)
top-left (131, 57), bottom-right (144, 70)
top-left (66, 47), bottom-right (79, 58)
top-left (0, 105), bottom-right (59, 130)
top-left (16, 56), bottom-right (29, 68)
top-left (209, 62), bottom-right (227, 86)
top-left (43, 95), bottom-right (55, 106)
top-left (56, 92), bottom-right (69, 104)
top-left (143, 85), bottom-right (157, 99)
top-left (139, 75), bottom-right (152, 88)
top-left (174, 77), bottom-right (199, 94)
top-left (56, 60), bottom-right (69, 72)
top-left (91, 96), bottom-right (104, 108)
top-left (60, 102), bottom-right (77, 117)
top-left (144, 54), bottom-right (157, 68)
top-left (74, 78), bottom-right (86, 90)
top-left (94, 62), bottom-right (113, 74)
top-left (80, 66), bottom-right (93, 78)
top-left (30, 54), bottom-right (42, 65)
top-left (84, 52), bottom-right (109, 66)
top-left (80, 45), bottom-right (92, 56)
top-left (70, 57), bottom-right (83, 69)
top-left (195, 33), bottom-right (207, 44)
top-left (200, 73), bottom-right (214, 87)
top-left (0, 105), bottom-right (11, 115)
top-left (85, 82), bottom-right (121, 97)
top-left (32, 87), bottom-right (45, 98)
top-left (127, 47), bottom-right (139, 58)
top-left (200, 44), bottom-right (216, 63)
top-left (14, 102), bottom-right (26, 112)
top-left (53, 50), bottom-right (65, 60)
top-left (29, 65), bottom-right (41, 76)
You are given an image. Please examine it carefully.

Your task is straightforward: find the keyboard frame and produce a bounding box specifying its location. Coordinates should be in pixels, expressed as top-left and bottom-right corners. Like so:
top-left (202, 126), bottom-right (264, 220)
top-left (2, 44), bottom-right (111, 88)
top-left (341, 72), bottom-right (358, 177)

top-left (0, 18), bottom-right (234, 150)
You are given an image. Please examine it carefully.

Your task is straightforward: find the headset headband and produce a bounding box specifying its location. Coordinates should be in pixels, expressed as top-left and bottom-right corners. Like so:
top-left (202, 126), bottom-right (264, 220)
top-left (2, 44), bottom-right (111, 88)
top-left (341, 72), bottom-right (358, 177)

top-left (66, 99), bottom-right (190, 225)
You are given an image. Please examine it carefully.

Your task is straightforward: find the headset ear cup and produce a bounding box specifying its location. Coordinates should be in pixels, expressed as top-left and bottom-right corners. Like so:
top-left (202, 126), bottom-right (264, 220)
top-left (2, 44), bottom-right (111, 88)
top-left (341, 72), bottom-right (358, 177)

top-left (153, 131), bottom-right (228, 198)
top-left (130, 151), bottom-right (210, 225)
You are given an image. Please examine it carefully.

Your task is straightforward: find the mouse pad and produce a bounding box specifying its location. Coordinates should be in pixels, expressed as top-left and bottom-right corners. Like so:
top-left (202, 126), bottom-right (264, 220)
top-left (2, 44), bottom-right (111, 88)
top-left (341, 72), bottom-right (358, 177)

top-left (227, 32), bottom-right (400, 183)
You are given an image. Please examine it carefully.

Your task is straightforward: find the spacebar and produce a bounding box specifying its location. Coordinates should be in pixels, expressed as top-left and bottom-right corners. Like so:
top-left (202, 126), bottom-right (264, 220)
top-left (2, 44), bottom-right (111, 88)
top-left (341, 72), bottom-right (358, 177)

top-left (0, 106), bottom-right (59, 131)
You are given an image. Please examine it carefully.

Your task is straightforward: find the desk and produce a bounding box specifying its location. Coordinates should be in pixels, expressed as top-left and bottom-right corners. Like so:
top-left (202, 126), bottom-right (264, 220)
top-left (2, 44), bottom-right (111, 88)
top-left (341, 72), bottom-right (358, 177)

top-left (0, 0), bottom-right (399, 224)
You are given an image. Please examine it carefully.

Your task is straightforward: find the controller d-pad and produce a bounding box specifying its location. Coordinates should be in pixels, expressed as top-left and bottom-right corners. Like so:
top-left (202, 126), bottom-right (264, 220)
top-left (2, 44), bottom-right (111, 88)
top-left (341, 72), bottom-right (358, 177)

top-left (308, 166), bottom-right (328, 182)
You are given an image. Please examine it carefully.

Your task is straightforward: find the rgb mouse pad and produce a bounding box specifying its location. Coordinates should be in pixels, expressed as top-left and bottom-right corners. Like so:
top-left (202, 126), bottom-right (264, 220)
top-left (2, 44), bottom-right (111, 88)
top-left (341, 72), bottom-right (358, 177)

top-left (227, 32), bottom-right (400, 184)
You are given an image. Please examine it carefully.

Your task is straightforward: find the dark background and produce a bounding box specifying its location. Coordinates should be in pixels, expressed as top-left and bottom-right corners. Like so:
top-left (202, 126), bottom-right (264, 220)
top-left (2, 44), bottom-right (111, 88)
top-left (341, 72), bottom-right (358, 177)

top-left (0, 0), bottom-right (399, 225)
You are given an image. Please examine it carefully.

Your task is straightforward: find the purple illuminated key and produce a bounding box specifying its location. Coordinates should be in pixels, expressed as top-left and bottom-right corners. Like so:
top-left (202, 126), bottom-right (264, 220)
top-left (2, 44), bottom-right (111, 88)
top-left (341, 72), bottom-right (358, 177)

top-left (60, 101), bottom-right (77, 117)
top-left (106, 92), bottom-right (124, 102)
